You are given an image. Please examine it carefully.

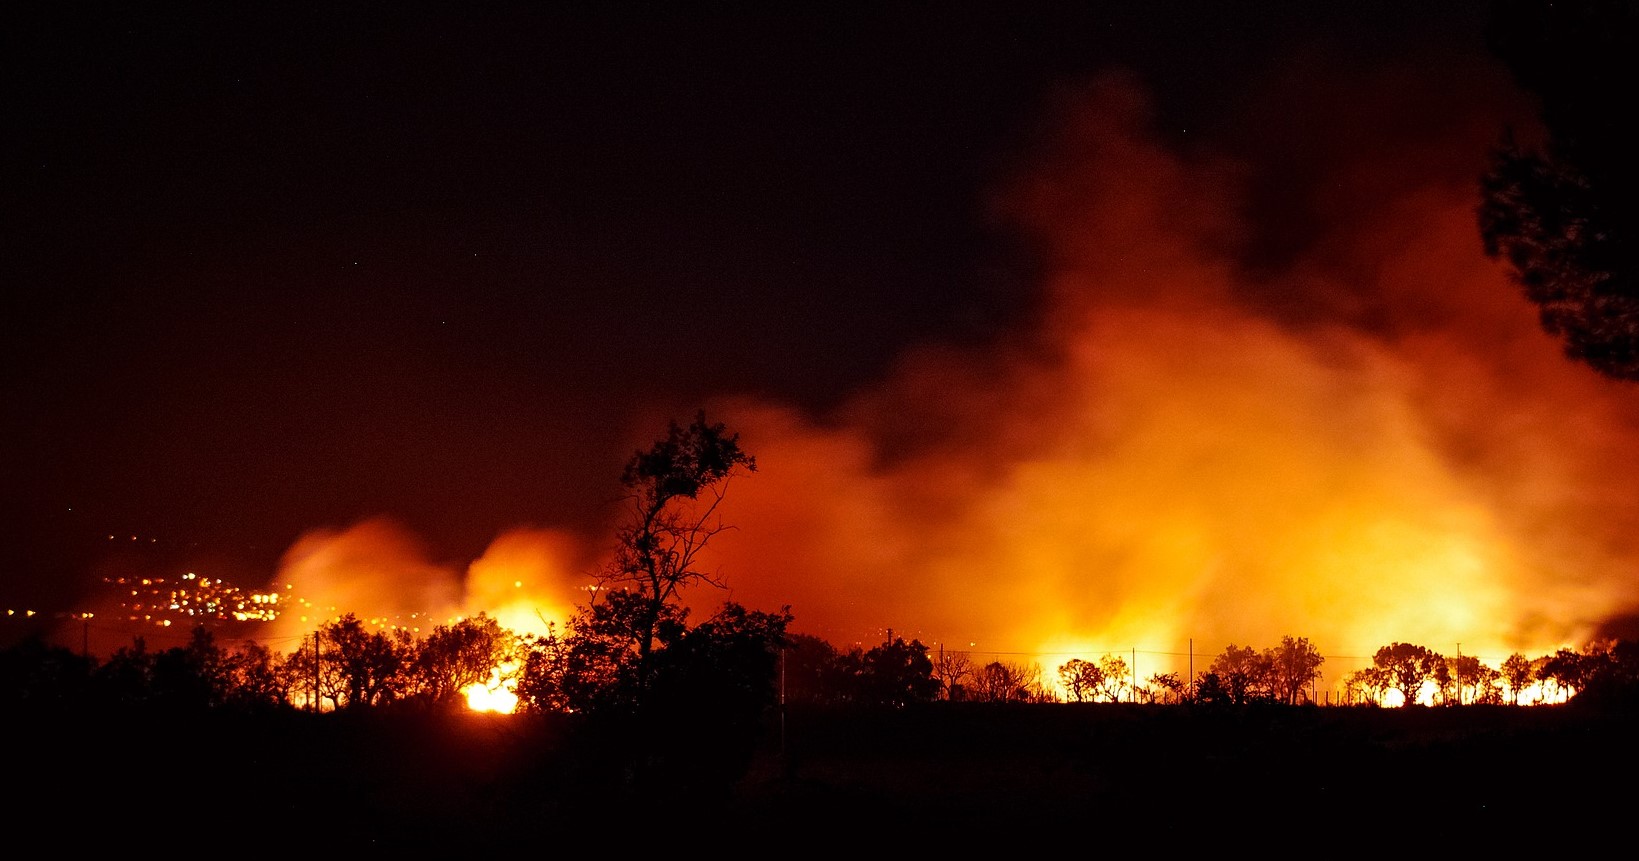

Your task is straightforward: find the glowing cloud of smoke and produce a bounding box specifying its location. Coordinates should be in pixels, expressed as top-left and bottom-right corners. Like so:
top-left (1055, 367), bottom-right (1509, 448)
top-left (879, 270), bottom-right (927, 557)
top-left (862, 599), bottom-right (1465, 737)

top-left (687, 71), bottom-right (1639, 685)
top-left (462, 526), bottom-right (590, 638)
top-left (263, 66), bottom-right (1639, 695)
top-left (267, 516), bottom-right (589, 642)
top-left (270, 516), bottom-right (461, 636)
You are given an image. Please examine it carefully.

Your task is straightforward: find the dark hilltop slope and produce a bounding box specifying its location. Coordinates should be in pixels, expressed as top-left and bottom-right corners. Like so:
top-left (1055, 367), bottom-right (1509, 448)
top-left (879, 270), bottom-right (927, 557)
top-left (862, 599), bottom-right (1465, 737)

top-left (14, 698), bottom-right (1633, 851)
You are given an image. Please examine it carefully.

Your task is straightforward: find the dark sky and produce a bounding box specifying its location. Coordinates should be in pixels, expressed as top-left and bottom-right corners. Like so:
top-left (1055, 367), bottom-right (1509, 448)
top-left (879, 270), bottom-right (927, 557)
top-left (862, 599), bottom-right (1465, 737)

top-left (3, 2), bottom-right (1503, 612)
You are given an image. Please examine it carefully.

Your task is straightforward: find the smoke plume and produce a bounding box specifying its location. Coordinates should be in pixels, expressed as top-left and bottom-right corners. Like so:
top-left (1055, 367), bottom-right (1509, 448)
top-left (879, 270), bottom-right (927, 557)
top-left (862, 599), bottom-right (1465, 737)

top-left (272, 63), bottom-right (1639, 687)
top-left (689, 70), bottom-right (1639, 682)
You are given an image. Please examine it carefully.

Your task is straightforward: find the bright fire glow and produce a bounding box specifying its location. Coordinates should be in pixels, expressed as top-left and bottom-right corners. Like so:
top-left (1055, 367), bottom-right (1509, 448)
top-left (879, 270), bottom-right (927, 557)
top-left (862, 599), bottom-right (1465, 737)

top-left (678, 73), bottom-right (1639, 692)
top-left (463, 662), bottom-right (520, 714)
top-left (108, 65), bottom-right (1639, 711)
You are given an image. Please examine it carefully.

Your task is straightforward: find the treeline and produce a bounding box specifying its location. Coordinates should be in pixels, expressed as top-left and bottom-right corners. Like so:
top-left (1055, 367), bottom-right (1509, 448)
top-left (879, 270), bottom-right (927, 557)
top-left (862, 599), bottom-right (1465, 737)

top-left (9, 413), bottom-right (1639, 721)
top-left (7, 614), bottom-right (1639, 850)
top-left (6, 616), bottom-right (1639, 714)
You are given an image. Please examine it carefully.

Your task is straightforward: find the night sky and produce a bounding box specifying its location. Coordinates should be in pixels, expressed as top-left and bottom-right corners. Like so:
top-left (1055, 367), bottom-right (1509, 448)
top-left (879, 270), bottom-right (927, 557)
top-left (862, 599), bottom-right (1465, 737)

top-left (5, 1), bottom-right (1548, 637)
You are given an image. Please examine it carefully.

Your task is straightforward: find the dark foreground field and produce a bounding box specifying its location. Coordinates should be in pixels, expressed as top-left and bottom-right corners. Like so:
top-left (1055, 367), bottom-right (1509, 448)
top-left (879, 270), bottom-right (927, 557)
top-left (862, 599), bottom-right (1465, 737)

top-left (13, 700), bottom-right (1635, 851)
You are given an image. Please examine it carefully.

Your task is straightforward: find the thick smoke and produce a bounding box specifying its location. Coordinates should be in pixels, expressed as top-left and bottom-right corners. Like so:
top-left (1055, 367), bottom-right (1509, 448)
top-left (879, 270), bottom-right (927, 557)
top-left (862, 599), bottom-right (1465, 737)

top-left (687, 71), bottom-right (1639, 682)
top-left (270, 65), bottom-right (1639, 688)
top-left (265, 516), bottom-right (591, 643)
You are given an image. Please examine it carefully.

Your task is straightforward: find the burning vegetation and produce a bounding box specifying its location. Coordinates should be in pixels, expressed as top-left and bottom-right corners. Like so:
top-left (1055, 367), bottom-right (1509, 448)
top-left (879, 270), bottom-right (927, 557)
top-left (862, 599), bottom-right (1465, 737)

top-left (8, 5), bottom-right (1639, 850)
top-left (13, 10), bottom-right (1639, 723)
top-left (6, 406), bottom-right (1639, 851)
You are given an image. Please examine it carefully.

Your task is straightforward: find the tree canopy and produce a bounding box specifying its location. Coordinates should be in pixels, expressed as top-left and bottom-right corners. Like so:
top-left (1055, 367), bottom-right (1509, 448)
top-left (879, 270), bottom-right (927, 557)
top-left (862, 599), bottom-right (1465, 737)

top-left (1478, 0), bottom-right (1639, 379)
top-left (599, 411), bottom-right (757, 679)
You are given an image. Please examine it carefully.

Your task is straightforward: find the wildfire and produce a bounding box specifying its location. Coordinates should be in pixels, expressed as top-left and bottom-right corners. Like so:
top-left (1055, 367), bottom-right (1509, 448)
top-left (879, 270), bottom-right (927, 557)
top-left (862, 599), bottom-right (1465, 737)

top-left (672, 73), bottom-right (1639, 685)
top-left (463, 663), bottom-right (521, 714)
top-left (55, 62), bottom-right (1639, 711)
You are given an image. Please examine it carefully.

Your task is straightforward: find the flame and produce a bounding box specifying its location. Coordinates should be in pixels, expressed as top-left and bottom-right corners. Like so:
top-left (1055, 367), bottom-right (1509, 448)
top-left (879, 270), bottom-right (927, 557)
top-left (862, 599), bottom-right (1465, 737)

top-left (463, 661), bottom-right (520, 714)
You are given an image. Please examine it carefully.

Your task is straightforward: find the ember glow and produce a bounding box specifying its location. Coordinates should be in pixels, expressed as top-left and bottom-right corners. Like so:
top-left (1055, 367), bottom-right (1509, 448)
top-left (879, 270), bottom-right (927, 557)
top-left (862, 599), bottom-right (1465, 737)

top-left (463, 661), bottom-right (521, 714)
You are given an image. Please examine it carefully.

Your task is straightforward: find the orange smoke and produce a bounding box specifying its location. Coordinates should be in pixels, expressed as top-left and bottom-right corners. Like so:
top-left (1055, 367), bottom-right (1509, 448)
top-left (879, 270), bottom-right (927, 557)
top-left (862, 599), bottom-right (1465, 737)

top-left (462, 527), bottom-right (590, 638)
top-left (686, 71), bottom-right (1639, 685)
top-left (269, 516), bottom-right (460, 637)
top-left (268, 65), bottom-right (1639, 695)
top-left (266, 517), bottom-right (590, 642)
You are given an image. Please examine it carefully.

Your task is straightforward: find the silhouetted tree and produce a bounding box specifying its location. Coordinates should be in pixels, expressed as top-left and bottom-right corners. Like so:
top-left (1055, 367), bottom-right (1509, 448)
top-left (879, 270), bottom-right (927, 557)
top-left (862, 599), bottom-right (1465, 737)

top-left (1345, 666), bottom-right (1392, 706)
top-left (1194, 672), bottom-right (1233, 706)
top-left (1058, 658), bottom-right (1101, 703)
top-left (1209, 644), bottom-right (1271, 705)
top-left (1444, 654), bottom-right (1503, 705)
top-left (0, 635), bottom-right (95, 707)
top-left (1533, 639), bottom-right (1639, 704)
top-left (612, 602), bottom-right (793, 799)
top-left (148, 625), bottom-right (231, 709)
top-left (1501, 651), bottom-right (1537, 705)
top-left (1478, 0), bottom-right (1639, 379)
top-left (1093, 653), bottom-right (1130, 703)
top-left (1536, 647), bottom-right (1590, 701)
top-left (648, 603), bottom-right (792, 717)
top-left (525, 411), bottom-right (762, 721)
top-left (860, 637), bottom-right (928, 706)
top-left (596, 410), bottom-right (756, 703)
top-left (220, 640), bottom-right (291, 711)
top-left (832, 636), bottom-right (940, 707)
top-left (970, 660), bottom-right (1041, 703)
top-left (554, 589), bottom-right (686, 715)
top-left (1267, 636), bottom-right (1325, 705)
top-left (315, 613), bottom-right (412, 709)
top-left (410, 612), bottom-right (520, 709)
top-left (1579, 638), bottom-right (1639, 705)
top-left (931, 645), bottom-right (974, 702)
top-left (1146, 671), bottom-right (1187, 704)
top-left (514, 623), bottom-right (574, 713)
top-left (1431, 657), bottom-right (1458, 706)
top-left (1372, 643), bottom-right (1443, 706)
top-left (775, 632), bottom-right (846, 706)
top-left (95, 636), bottom-right (155, 706)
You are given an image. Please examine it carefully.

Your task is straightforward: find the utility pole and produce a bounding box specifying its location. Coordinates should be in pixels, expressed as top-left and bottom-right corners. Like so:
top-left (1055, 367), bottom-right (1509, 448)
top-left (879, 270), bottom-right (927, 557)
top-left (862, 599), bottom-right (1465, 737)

top-left (779, 644), bottom-right (786, 757)
top-left (937, 642), bottom-right (946, 701)
top-left (311, 630), bottom-right (320, 713)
